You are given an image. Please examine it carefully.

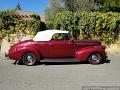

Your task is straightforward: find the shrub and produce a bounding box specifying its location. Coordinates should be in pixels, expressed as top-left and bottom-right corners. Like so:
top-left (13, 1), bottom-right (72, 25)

top-left (46, 11), bottom-right (79, 39)
top-left (46, 11), bottom-right (120, 45)
top-left (0, 10), bottom-right (41, 40)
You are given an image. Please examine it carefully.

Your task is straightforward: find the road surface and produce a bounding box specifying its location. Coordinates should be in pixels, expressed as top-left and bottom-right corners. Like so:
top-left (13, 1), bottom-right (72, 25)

top-left (0, 55), bottom-right (120, 90)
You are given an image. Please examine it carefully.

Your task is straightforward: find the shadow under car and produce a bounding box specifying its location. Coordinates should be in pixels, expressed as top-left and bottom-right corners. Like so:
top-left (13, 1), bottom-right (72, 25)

top-left (15, 58), bottom-right (111, 66)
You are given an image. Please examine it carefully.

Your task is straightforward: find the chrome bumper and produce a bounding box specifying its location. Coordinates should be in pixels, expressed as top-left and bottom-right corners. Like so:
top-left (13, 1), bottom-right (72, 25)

top-left (5, 52), bottom-right (8, 57)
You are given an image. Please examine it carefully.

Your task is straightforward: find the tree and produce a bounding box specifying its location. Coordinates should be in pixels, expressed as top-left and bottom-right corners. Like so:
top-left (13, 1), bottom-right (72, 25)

top-left (63, 0), bottom-right (84, 12)
top-left (62, 0), bottom-right (101, 12)
top-left (45, 0), bottom-right (102, 17)
top-left (50, 0), bottom-right (61, 12)
top-left (102, 0), bottom-right (120, 12)
top-left (45, 0), bottom-right (63, 17)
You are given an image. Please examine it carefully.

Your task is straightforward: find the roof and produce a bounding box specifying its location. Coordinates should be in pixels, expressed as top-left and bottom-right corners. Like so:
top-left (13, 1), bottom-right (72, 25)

top-left (33, 30), bottom-right (69, 41)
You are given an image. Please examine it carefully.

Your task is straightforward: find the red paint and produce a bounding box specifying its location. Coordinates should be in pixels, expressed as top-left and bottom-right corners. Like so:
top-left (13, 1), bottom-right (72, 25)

top-left (8, 39), bottom-right (107, 62)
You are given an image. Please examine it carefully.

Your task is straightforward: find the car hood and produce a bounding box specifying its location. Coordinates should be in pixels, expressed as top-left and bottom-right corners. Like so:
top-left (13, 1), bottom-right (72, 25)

top-left (11, 40), bottom-right (34, 48)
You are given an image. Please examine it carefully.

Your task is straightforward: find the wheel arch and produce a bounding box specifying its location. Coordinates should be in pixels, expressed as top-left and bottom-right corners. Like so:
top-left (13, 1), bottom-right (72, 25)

top-left (75, 46), bottom-right (105, 61)
top-left (19, 47), bottom-right (42, 61)
top-left (87, 51), bottom-right (103, 61)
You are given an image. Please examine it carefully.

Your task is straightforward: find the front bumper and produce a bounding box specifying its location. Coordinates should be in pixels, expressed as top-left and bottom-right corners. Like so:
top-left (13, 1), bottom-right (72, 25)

top-left (5, 51), bottom-right (20, 60)
top-left (5, 52), bottom-right (8, 57)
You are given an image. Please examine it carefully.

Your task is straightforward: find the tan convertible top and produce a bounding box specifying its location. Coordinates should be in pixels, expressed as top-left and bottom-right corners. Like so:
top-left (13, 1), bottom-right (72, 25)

top-left (33, 29), bottom-right (69, 41)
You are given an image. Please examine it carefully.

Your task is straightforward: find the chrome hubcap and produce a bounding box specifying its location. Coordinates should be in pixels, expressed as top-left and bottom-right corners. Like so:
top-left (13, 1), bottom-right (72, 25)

top-left (91, 54), bottom-right (98, 61)
top-left (27, 55), bottom-right (33, 63)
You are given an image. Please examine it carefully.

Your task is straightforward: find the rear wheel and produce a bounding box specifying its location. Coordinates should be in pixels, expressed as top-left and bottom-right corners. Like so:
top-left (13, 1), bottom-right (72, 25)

top-left (88, 53), bottom-right (102, 64)
top-left (22, 53), bottom-right (37, 66)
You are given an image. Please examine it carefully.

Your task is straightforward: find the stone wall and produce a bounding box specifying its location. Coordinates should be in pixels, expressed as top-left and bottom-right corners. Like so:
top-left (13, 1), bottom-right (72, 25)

top-left (0, 34), bottom-right (33, 54)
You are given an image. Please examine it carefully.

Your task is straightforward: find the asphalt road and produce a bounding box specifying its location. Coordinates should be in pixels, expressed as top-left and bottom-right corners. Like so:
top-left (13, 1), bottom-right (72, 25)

top-left (0, 55), bottom-right (120, 90)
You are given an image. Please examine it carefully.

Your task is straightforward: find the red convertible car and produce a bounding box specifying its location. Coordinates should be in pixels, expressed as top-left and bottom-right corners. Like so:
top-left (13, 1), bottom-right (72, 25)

top-left (7, 30), bottom-right (107, 65)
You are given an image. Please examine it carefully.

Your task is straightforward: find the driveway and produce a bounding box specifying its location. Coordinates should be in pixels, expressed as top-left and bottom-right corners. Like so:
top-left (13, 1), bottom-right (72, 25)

top-left (0, 55), bottom-right (120, 90)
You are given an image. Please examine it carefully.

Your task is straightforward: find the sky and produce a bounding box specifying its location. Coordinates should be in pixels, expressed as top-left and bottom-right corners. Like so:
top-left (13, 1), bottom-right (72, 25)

top-left (0, 0), bottom-right (49, 14)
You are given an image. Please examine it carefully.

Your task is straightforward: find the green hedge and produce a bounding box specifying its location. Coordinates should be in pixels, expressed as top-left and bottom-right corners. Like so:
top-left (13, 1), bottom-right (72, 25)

top-left (46, 11), bottom-right (120, 45)
top-left (0, 10), bottom-right (40, 40)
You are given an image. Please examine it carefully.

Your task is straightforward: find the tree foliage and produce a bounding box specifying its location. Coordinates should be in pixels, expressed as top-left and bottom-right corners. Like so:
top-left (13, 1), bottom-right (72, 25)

top-left (63, 0), bottom-right (99, 12)
top-left (45, 0), bottom-right (120, 17)
top-left (46, 11), bottom-right (120, 45)
top-left (45, 0), bottom-right (102, 18)
top-left (0, 10), bottom-right (40, 40)
top-left (45, 0), bottom-right (63, 17)
top-left (101, 0), bottom-right (120, 12)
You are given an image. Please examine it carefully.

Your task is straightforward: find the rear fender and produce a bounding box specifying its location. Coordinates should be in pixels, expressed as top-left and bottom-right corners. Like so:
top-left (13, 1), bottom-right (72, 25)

top-left (75, 46), bottom-right (106, 61)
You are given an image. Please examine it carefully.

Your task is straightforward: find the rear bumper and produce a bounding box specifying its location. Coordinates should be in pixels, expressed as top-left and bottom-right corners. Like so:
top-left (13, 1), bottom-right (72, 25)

top-left (103, 56), bottom-right (108, 60)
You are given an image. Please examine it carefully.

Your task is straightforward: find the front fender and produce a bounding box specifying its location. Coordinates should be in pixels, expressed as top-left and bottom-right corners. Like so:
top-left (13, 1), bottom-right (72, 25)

top-left (75, 46), bottom-right (106, 61)
top-left (9, 46), bottom-right (41, 61)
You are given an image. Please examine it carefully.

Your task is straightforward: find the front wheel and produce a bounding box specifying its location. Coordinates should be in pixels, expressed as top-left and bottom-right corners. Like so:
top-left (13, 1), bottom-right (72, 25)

top-left (88, 53), bottom-right (102, 65)
top-left (22, 53), bottom-right (37, 66)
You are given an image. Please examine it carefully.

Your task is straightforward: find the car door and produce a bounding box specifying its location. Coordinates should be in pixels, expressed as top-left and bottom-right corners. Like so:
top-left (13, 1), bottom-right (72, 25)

top-left (48, 33), bottom-right (74, 58)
